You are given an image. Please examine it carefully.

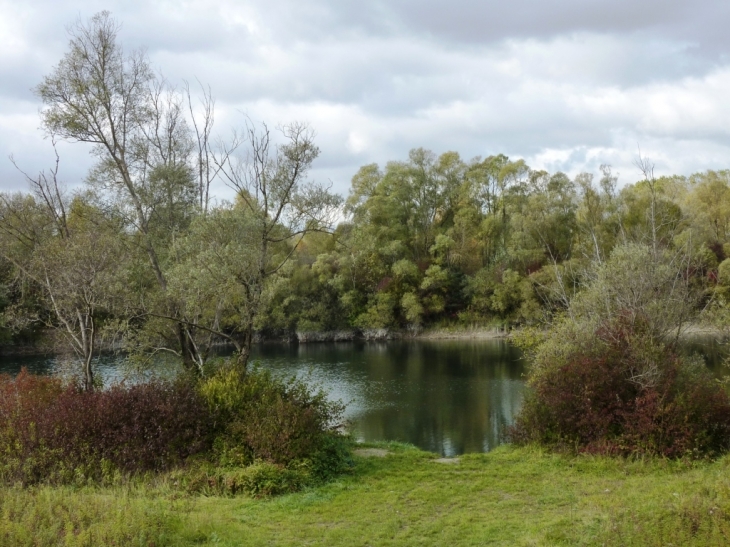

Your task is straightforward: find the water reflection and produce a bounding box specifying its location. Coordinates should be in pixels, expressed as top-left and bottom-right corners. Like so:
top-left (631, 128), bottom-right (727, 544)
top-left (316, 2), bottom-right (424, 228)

top-left (682, 336), bottom-right (729, 374)
top-left (0, 339), bottom-right (525, 456)
top-left (0, 353), bottom-right (174, 385)
top-left (251, 339), bottom-right (525, 456)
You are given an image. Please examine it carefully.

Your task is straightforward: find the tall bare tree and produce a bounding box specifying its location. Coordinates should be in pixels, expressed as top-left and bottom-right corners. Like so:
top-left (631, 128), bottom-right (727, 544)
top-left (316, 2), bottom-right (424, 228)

top-left (187, 121), bottom-right (342, 367)
top-left (35, 11), bottom-right (208, 372)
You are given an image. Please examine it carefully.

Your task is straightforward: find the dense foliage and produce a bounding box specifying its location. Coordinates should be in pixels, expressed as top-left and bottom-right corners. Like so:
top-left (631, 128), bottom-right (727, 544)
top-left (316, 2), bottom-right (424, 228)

top-left (512, 315), bottom-right (730, 457)
top-left (3, 11), bottom-right (730, 486)
top-left (200, 366), bottom-right (350, 482)
top-left (0, 367), bottom-right (350, 491)
top-left (4, 12), bottom-right (730, 385)
top-left (509, 238), bottom-right (730, 458)
top-left (0, 370), bottom-right (212, 484)
top-left (268, 154), bottom-right (730, 334)
top-left (7, 147), bottom-right (730, 361)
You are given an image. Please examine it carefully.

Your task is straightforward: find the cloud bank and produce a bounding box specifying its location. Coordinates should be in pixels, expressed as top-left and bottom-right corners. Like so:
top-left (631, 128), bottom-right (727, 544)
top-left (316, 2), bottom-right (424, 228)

top-left (1, 0), bottom-right (729, 196)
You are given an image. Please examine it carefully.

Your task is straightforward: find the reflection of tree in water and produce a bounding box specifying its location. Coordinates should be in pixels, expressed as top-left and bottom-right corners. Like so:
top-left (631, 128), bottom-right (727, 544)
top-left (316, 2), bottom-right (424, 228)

top-left (680, 336), bottom-right (729, 375)
top-left (346, 340), bottom-right (526, 456)
top-left (7, 337), bottom-right (722, 455)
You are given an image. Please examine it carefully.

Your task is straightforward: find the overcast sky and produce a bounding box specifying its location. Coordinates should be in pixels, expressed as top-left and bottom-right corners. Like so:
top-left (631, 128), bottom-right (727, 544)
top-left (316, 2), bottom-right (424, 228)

top-left (2, 0), bottom-right (730, 199)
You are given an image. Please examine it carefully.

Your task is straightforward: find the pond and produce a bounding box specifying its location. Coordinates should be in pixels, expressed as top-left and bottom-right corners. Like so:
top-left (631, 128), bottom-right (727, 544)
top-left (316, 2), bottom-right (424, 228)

top-left (0, 339), bottom-right (525, 457)
top-left (1, 336), bottom-right (726, 456)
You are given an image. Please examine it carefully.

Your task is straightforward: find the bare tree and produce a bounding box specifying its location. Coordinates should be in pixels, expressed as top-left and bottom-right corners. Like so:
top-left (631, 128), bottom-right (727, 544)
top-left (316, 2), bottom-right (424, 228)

top-left (184, 80), bottom-right (227, 215)
top-left (29, 12), bottom-right (341, 375)
top-left (633, 150), bottom-right (683, 255)
top-left (0, 154), bottom-right (124, 390)
top-left (206, 121), bottom-right (342, 366)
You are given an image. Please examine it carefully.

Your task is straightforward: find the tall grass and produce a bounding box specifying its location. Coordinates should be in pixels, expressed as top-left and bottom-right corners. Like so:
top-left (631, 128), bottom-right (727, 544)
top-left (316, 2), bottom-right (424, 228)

top-left (0, 485), bottom-right (183, 546)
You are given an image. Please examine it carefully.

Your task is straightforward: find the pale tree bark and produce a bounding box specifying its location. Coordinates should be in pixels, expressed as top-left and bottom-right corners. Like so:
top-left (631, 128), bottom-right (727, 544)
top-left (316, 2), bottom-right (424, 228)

top-left (0, 153), bottom-right (123, 390)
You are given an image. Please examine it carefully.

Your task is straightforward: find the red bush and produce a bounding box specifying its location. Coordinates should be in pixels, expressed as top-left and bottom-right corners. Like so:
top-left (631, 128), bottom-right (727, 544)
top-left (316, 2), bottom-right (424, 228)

top-left (511, 318), bottom-right (730, 458)
top-left (0, 370), bottom-right (214, 484)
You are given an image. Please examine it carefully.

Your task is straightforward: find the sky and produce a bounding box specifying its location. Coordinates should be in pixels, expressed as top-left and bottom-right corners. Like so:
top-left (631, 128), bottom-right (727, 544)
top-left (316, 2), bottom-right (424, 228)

top-left (2, 0), bottom-right (730, 199)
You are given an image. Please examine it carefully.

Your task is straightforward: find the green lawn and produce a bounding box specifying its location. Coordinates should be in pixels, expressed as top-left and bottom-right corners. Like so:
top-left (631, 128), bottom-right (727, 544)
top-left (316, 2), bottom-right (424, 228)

top-left (4, 443), bottom-right (730, 546)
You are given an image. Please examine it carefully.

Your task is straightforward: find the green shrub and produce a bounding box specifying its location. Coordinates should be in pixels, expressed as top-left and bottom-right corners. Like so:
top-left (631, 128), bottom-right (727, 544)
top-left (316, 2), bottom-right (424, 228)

top-left (201, 364), bottom-right (352, 482)
top-left (170, 460), bottom-right (312, 497)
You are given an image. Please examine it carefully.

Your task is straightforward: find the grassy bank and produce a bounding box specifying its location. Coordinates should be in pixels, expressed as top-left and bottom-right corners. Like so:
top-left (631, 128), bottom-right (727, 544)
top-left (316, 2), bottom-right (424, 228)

top-left (3, 443), bottom-right (730, 546)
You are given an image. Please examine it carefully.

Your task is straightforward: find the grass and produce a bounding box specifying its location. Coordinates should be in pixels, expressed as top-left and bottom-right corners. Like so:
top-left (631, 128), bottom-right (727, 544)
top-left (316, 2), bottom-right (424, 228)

top-left (4, 443), bottom-right (730, 546)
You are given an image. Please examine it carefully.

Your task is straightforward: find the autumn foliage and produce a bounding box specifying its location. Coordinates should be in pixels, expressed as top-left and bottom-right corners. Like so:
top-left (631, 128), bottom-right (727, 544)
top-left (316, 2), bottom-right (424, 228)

top-left (511, 316), bottom-right (730, 458)
top-left (0, 371), bottom-right (213, 484)
top-left (0, 367), bottom-right (350, 488)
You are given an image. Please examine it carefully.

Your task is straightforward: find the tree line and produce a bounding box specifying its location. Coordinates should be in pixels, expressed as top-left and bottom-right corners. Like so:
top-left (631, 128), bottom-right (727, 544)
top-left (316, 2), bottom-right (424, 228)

top-left (0, 12), bottom-right (340, 387)
top-left (261, 151), bottom-right (729, 336)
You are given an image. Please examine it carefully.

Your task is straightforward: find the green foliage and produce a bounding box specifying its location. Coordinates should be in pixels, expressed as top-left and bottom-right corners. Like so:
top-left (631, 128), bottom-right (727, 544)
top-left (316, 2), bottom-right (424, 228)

top-left (718, 258), bottom-right (730, 286)
top-left (9, 127), bottom-right (730, 351)
top-left (200, 365), bottom-right (352, 483)
top-left (514, 241), bottom-right (730, 459)
top-left (354, 292), bottom-right (396, 329)
top-left (489, 269), bottom-right (522, 315)
top-left (400, 292), bottom-right (424, 325)
top-left (13, 10), bottom-right (730, 364)
top-left (169, 460), bottom-right (313, 498)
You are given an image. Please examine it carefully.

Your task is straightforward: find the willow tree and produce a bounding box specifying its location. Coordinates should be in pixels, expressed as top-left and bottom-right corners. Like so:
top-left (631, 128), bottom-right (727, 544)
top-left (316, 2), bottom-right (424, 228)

top-left (208, 122), bottom-right (342, 367)
top-left (156, 123), bottom-right (341, 369)
top-left (35, 11), bottom-right (208, 372)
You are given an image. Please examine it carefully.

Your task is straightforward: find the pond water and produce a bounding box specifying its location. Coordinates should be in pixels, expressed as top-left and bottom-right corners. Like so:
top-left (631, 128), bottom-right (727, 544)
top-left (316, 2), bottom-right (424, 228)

top-left (254, 340), bottom-right (525, 456)
top-left (0, 339), bottom-right (525, 456)
top-left (1, 336), bottom-right (726, 456)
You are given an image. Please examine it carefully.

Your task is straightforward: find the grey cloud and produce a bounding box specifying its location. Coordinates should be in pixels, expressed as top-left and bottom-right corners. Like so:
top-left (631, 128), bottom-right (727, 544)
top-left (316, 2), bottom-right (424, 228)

top-left (247, 0), bottom-right (730, 54)
top-left (0, 63), bottom-right (46, 101)
top-left (3, 0), bottom-right (730, 199)
top-left (0, 132), bottom-right (94, 194)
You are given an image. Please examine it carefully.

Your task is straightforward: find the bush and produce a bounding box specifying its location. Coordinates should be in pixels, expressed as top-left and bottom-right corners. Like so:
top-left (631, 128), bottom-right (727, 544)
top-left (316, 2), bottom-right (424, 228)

top-left (0, 370), bottom-right (214, 485)
top-left (511, 316), bottom-right (730, 458)
top-left (0, 365), bottom-right (352, 492)
top-left (201, 365), bottom-right (351, 481)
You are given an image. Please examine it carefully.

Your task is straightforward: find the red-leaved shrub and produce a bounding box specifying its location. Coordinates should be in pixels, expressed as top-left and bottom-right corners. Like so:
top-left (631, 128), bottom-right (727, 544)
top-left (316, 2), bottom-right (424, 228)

top-left (511, 316), bottom-right (730, 458)
top-left (0, 370), bottom-right (214, 484)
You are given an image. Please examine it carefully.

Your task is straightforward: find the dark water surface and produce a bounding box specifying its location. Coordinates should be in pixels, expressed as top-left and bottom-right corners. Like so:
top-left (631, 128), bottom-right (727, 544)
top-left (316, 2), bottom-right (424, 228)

top-left (2, 337), bottom-right (726, 456)
top-left (0, 339), bottom-right (525, 456)
top-left (253, 340), bottom-right (525, 456)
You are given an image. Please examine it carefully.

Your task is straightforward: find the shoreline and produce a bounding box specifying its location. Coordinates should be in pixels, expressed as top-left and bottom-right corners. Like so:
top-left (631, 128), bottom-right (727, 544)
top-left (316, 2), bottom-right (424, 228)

top-left (291, 326), bottom-right (509, 343)
top-left (2, 323), bottom-right (722, 358)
